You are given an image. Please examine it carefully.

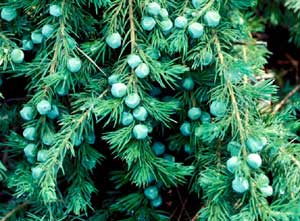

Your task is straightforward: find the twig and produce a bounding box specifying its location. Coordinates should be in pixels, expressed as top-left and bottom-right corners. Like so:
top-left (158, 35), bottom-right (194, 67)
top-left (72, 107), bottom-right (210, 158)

top-left (191, 211), bottom-right (200, 221)
top-left (176, 188), bottom-right (191, 220)
top-left (272, 84), bottom-right (300, 114)
top-left (1, 201), bottom-right (29, 221)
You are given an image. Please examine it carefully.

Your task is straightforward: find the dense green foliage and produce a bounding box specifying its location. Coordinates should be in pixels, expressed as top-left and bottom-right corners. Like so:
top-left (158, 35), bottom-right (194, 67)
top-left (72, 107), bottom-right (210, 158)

top-left (1, 0), bottom-right (300, 220)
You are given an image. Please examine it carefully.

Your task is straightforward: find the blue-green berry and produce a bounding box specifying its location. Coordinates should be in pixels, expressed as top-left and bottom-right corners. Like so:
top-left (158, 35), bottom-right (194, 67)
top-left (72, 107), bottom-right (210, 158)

top-left (151, 196), bottom-right (162, 208)
top-left (204, 10), bottom-right (221, 27)
top-left (24, 144), bottom-right (37, 158)
top-left (184, 144), bottom-right (194, 154)
top-left (146, 2), bottom-right (161, 16)
top-left (37, 150), bottom-right (49, 162)
top-left (188, 107), bottom-right (201, 120)
top-left (135, 63), bottom-right (150, 78)
top-left (49, 5), bottom-right (62, 17)
top-left (202, 51), bottom-right (213, 66)
top-left (159, 8), bottom-right (169, 19)
top-left (71, 133), bottom-right (83, 146)
top-left (145, 47), bottom-right (161, 60)
top-left (133, 124), bottom-right (148, 140)
top-left (246, 136), bottom-right (267, 152)
top-left (67, 37), bottom-right (77, 49)
top-left (31, 31), bottom-right (43, 44)
top-left (175, 16), bottom-right (188, 29)
top-left (232, 176), bottom-right (249, 193)
top-left (247, 153), bottom-right (262, 169)
top-left (160, 19), bottom-right (173, 33)
top-left (41, 24), bottom-right (55, 38)
top-left (141, 16), bottom-right (156, 31)
top-left (42, 131), bottom-right (55, 146)
top-left (149, 86), bottom-right (162, 97)
top-left (182, 77), bottom-right (194, 90)
top-left (22, 40), bottom-right (34, 51)
top-left (256, 173), bottom-right (270, 188)
top-left (152, 142), bottom-right (165, 156)
top-left (144, 186), bottom-right (159, 200)
top-left (67, 57), bottom-right (82, 73)
top-left (133, 106), bottom-right (148, 121)
top-left (56, 84), bottom-right (69, 96)
top-left (1, 7), bottom-right (17, 22)
top-left (163, 154), bottom-right (175, 162)
top-left (23, 127), bottom-right (36, 141)
top-left (111, 83), bottom-right (127, 98)
top-left (106, 32), bottom-right (122, 49)
top-left (108, 74), bottom-right (119, 85)
top-left (260, 185), bottom-right (273, 197)
top-left (180, 122), bottom-right (191, 136)
top-left (188, 22), bottom-right (204, 38)
top-left (47, 105), bottom-right (59, 119)
top-left (125, 93), bottom-right (141, 109)
top-left (226, 156), bottom-right (240, 173)
top-left (127, 54), bottom-right (142, 69)
top-left (31, 166), bottom-right (44, 180)
top-left (227, 141), bottom-right (241, 156)
top-left (210, 101), bottom-right (227, 117)
top-left (86, 133), bottom-right (96, 144)
top-left (200, 111), bottom-right (211, 123)
top-left (20, 106), bottom-right (34, 121)
top-left (121, 112), bottom-right (134, 126)
top-left (11, 49), bottom-right (24, 64)
top-left (36, 100), bottom-right (52, 115)
top-left (192, 0), bottom-right (205, 9)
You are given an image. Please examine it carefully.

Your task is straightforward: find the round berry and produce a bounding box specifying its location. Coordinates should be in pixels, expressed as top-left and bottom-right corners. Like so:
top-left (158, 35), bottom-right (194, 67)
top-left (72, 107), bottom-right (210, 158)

top-left (192, 0), bottom-right (205, 9)
top-left (152, 142), bottom-right (165, 156)
top-left (121, 112), bottom-right (134, 126)
top-left (111, 83), bottom-right (127, 98)
top-left (159, 8), bottom-right (169, 19)
top-left (146, 2), bottom-right (161, 16)
top-left (160, 19), bottom-right (173, 33)
top-left (23, 127), bottom-right (36, 141)
top-left (202, 51), bottom-right (213, 66)
top-left (26, 156), bottom-right (36, 164)
top-left (133, 124), bottom-right (149, 140)
top-left (182, 77), bottom-right (194, 91)
top-left (127, 54), bottom-right (142, 69)
top-left (247, 153), bottom-right (262, 169)
top-left (145, 47), bottom-right (161, 60)
top-left (20, 106), bottom-right (34, 121)
top-left (1, 7), bottom-right (17, 22)
top-left (71, 133), bottom-right (83, 146)
top-left (163, 154), bottom-right (175, 162)
top-left (188, 107), bottom-right (202, 120)
top-left (56, 84), bottom-right (69, 96)
top-left (204, 10), bottom-right (221, 27)
top-left (227, 141), bottom-right (241, 156)
top-left (67, 37), bottom-right (77, 49)
top-left (188, 22), bottom-right (204, 38)
top-left (226, 156), bottom-right (240, 173)
top-left (67, 57), bottom-right (82, 73)
top-left (256, 173), bottom-right (270, 188)
top-left (106, 32), bottom-right (122, 49)
top-left (108, 74), bottom-right (119, 85)
top-left (31, 166), bottom-right (44, 180)
top-left (22, 40), bottom-right (34, 51)
top-left (210, 101), bottom-right (227, 117)
top-left (42, 131), bottom-right (55, 146)
top-left (135, 63), bottom-right (150, 78)
top-left (232, 176), bottom-right (249, 193)
top-left (24, 144), bottom-right (37, 158)
top-left (41, 24), bottom-right (55, 38)
top-left (184, 144), bottom-right (194, 154)
top-left (149, 86), bottom-right (162, 97)
top-left (175, 16), bottom-right (188, 29)
top-left (200, 111), bottom-right (211, 123)
top-left (47, 105), bottom-right (59, 119)
top-left (260, 185), bottom-right (273, 197)
top-left (49, 4), bottom-right (62, 17)
top-left (151, 196), bottom-right (162, 208)
top-left (86, 133), bottom-right (96, 144)
top-left (125, 93), bottom-right (141, 109)
top-left (37, 150), bottom-right (49, 162)
top-left (11, 49), bottom-right (24, 64)
top-left (144, 186), bottom-right (159, 200)
top-left (133, 106), bottom-right (148, 121)
top-left (141, 16), bottom-right (156, 31)
top-left (31, 31), bottom-right (43, 44)
top-left (180, 122), bottom-right (191, 136)
top-left (36, 100), bottom-right (52, 115)
top-left (246, 136), bottom-right (267, 152)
